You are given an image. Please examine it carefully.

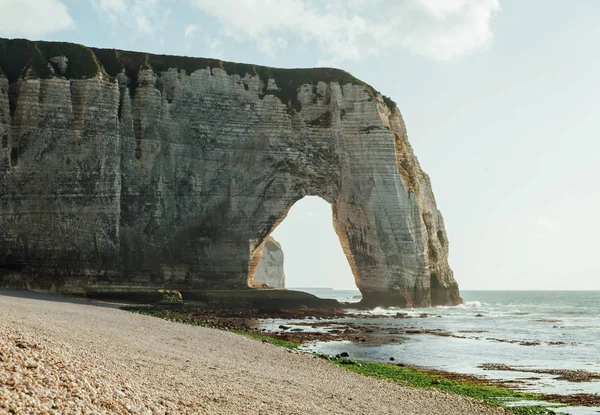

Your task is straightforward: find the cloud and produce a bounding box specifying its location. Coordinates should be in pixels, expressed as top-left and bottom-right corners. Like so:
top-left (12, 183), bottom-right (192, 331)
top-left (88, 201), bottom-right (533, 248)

top-left (184, 25), bottom-right (199, 38)
top-left (183, 23), bottom-right (224, 59)
top-left (257, 36), bottom-right (288, 57)
top-left (537, 217), bottom-right (566, 232)
top-left (95, 0), bottom-right (126, 14)
top-left (206, 36), bottom-right (225, 59)
top-left (0, 0), bottom-right (75, 38)
top-left (187, 0), bottom-right (500, 64)
top-left (93, 0), bottom-right (169, 36)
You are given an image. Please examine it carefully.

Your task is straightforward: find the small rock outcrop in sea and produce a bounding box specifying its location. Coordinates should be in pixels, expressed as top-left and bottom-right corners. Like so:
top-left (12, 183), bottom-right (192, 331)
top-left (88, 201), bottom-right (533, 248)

top-left (252, 237), bottom-right (285, 289)
top-left (0, 38), bottom-right (461, 307)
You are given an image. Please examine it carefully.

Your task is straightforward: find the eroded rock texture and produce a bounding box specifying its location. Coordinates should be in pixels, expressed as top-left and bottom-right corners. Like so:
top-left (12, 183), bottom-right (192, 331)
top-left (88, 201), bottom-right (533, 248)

top-left (252, 237), bottom-right (285, 289)
top-left (0, 39), bottom-right (461, 307)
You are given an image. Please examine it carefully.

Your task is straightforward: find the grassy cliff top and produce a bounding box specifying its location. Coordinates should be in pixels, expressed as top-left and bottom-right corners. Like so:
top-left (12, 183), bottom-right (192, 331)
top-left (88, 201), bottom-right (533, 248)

top-left (0, 38), bottom-right (397, 111)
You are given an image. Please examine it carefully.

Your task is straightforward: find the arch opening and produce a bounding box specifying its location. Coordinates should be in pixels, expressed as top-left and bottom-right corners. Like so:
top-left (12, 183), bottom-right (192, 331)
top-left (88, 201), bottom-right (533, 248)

top-left (249, 196), bottom-right (360, 302)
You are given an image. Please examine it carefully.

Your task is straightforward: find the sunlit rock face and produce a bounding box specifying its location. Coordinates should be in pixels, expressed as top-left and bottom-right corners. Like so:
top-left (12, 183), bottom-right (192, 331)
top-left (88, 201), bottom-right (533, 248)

top-left (252, 237), bottom-right (285, 289)
top-left (0, 38), bottom-right (461, 307)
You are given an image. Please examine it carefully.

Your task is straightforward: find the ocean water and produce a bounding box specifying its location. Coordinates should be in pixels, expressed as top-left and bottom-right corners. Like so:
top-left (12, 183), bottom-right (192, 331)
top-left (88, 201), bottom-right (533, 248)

top-left (272, 290), bottom-right (600, 397)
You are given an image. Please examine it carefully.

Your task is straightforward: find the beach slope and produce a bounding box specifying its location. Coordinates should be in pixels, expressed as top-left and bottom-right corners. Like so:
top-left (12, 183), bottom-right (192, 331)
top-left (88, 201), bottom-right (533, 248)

top-left (0, 290), bottom-right (494, 414)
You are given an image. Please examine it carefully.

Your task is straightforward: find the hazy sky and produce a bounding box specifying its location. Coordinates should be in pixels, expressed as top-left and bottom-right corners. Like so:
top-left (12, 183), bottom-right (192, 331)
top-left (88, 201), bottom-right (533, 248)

top-left (2, 1), bottom-right (599, 290)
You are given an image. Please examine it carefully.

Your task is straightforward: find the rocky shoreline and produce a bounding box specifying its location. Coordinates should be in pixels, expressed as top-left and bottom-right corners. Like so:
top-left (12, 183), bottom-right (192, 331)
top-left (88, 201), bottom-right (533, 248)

top-left (125, 306), bottom-right (462, 344)
top-left (139, 305), bottom-right (588, 348)
top-left (132, 305), bottom-right (600, 408)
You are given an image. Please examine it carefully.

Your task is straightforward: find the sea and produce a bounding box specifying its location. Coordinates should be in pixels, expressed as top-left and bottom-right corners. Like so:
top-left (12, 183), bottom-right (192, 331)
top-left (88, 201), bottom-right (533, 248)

top-left (262, 289), bottom-right (600, 413)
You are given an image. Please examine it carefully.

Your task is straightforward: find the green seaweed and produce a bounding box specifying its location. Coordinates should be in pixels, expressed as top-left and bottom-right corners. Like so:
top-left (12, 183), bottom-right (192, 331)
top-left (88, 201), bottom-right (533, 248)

top-left (329, 359), bottom-right (553, 413)
top-left (312, 355), bottom-right (566, 414)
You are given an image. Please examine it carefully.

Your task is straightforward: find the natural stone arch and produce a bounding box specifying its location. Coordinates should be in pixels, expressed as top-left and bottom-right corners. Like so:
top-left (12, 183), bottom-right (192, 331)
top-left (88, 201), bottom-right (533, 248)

top-left (0, 38), bottom-right (461, 307)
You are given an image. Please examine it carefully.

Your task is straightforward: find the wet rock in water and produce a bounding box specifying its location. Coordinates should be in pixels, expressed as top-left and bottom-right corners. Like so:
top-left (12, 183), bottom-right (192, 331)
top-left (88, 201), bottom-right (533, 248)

top-left (419, 313), bottom-right (429, 318)
top-left (290, 328), bottom-right (303, 332)
top-left (475, 314), bottom-right (484, 317)
top-left (541, 393), bottom-right (600, 406)
top-left (519, 341), bottom-right (541, 346)
top-left (389, 357), bottom-right (395, 361)
top-left (479, 363), bottom-right (600, 382)
top-left (340, 352), bottom-right (350, 358)
top-left (278, 325), bottom-right (290, 330)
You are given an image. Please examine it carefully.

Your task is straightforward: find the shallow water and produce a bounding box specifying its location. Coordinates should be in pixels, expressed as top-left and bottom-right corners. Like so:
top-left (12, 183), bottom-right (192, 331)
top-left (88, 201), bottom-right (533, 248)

top-left (271, 290), bottom-right (600, 397)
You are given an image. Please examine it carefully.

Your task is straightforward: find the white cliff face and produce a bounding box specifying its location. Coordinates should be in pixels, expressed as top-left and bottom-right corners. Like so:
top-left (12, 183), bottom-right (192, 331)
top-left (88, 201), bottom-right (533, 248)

top-left (252, 237), bottom-right (285, 289)
top-left (0, 38), bottom-right (461, 307)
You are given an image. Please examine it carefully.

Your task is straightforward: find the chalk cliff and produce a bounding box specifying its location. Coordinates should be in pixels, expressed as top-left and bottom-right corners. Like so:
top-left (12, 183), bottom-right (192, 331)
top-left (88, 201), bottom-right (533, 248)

top-left (253, 237), bottom-right (285, 289)
top-left (0, 38), bottom-right (461, 307)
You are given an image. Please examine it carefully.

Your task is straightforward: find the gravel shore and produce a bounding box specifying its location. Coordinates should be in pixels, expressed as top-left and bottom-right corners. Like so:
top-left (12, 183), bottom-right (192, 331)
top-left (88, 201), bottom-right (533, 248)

top-left (0, 290), bottom-right (498, 414)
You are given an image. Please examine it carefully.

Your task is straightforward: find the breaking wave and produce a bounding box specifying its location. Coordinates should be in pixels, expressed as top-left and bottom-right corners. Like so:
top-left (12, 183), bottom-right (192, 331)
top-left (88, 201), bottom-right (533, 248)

top-left (437, 300), bottom-right (482, 309)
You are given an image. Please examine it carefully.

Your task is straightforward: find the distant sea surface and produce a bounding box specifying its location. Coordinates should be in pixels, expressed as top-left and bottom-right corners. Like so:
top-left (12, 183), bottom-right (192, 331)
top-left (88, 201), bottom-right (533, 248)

top-left (284, 289), bottom-right (600, 397)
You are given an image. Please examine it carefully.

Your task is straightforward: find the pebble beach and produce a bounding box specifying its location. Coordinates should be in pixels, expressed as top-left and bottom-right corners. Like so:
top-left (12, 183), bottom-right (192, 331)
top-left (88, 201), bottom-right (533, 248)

top-left (0, 290), bottom-right (497, 414)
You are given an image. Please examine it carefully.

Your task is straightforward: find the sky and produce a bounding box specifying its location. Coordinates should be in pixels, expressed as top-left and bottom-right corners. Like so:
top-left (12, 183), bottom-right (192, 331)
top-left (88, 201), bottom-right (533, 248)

top-left (1, 0), bottom-right (599, 290)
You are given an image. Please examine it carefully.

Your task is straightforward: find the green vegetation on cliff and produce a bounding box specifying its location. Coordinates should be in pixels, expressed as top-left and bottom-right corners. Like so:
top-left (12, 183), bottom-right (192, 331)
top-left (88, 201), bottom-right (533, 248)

top-left (0, 39), bottom-right (108, 82)
top-left (38, 41), bottom-right (107, 79)
top-left (0, 37), bottom-right (397, 112)
top-left (0, 39), bottom-right (51, 82)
